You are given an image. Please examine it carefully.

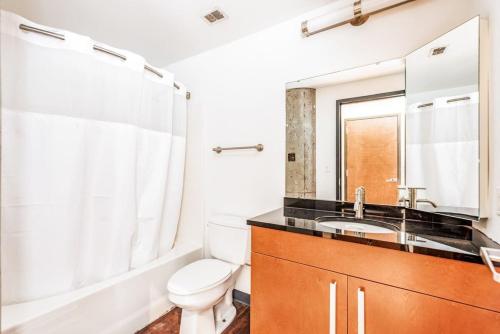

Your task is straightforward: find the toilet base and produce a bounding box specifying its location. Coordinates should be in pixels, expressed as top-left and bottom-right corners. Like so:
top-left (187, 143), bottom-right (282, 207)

top-left (178, 304), bottom-right (237, 334)
top-left (178, 288), bottom-right (237, 334)
top-left (179, 308), bottom-right (216, 334)
top-left (214, 303), bottom-right (236, 334)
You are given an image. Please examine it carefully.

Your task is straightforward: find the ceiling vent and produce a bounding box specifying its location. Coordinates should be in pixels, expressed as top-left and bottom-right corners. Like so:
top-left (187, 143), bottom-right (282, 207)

top-left (204, 9), bottom-right (226, 24)
top-left (429, 46), bottom-right (447, 57)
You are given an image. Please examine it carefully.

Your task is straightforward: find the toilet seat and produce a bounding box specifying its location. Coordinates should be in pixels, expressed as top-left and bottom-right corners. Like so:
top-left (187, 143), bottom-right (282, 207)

top-left (168, 259), bottom-right (232, 296)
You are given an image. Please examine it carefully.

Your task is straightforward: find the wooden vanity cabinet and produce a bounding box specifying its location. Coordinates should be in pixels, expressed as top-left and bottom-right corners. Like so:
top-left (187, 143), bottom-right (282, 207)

top-left (252, 252), bottom-right (348, 334)
top-left (348, 277), bottom-right (500, 334)
top-left (250, 227), bottom-right (500, 334)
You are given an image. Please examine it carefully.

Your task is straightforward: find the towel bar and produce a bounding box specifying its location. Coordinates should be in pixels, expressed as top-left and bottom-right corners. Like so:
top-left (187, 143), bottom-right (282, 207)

top-left (212, 144), bottom-right (264, 154)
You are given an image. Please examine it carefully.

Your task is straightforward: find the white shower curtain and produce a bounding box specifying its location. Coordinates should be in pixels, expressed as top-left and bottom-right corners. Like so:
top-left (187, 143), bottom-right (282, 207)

top-left (1, 10), bottom-right (186, 304)
top-left (130, 68), bottom-right (175, 269)
top-left (406, 92), bottom-right (479, 209)
top-left (159, 83), bottom-right (188, 255)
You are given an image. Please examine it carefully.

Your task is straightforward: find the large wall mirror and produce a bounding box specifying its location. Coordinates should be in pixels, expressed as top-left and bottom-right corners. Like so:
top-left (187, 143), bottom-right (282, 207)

top-left (285, 16), bottom-right (487, 218)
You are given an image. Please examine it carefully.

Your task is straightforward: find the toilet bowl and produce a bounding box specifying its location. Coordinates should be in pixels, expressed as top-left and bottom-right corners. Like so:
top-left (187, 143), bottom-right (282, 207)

top-left (167, 215), bottom-right (250, 334)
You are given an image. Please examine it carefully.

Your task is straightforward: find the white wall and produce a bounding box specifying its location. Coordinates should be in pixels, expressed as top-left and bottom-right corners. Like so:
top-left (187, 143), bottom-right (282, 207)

top-left (315, 73), bottom-right (405, 199)
top-left (169, 0), bottom-right (500, 295)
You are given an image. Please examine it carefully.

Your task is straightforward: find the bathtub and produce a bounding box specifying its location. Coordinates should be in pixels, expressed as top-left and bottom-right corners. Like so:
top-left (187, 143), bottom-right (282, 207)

top-left (1, 242), bottom-right (202, 334)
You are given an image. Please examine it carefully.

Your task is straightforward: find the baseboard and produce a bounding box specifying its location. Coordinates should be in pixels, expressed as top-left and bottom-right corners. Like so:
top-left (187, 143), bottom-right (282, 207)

top-left (233, 289), bottom-right (250, 305)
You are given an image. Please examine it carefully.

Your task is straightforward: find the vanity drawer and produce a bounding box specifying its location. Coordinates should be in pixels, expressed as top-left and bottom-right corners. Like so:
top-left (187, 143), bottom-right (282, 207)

top-left (251, 226), bottom-right (500, 313)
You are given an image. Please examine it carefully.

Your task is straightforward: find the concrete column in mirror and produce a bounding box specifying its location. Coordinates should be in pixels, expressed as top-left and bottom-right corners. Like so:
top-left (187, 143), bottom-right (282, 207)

top-left (285, 88), bottom-right (316, 199)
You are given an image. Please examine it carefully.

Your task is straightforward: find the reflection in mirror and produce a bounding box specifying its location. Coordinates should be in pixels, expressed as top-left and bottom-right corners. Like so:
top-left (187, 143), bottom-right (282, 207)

top-left (285, 16), bottom-right (483, 219)
top-left (285, 59), bottom-right (406, 203)
top-left (405, 17), bottom-right (480, 217)
top-left (341, 93), bottom-right (405, 204)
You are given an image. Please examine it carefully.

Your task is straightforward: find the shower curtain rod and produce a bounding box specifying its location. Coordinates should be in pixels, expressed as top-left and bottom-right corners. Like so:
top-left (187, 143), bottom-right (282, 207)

top-left (93, 44), bottom-right (127, 61)
top-left (19, 23), bottom-right (190, 98)
top-left (19, 23), bottom-right (65, 40)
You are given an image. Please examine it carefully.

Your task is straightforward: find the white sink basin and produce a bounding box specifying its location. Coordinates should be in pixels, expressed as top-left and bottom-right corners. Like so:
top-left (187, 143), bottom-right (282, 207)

top-left (318, 220), bottom-right (396, 234)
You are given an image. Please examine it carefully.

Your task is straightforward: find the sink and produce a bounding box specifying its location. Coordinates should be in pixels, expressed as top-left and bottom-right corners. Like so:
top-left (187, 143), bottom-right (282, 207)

top-left (316, 217), bottom-right (398, 234)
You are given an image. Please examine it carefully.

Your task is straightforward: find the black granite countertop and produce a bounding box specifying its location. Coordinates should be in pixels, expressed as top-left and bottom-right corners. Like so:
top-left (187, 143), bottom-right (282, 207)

top-left (247, 198), bottom-right (500, 264)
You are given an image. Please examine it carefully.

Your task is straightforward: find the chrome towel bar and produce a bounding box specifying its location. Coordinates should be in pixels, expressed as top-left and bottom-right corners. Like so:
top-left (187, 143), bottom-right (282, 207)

top-left (212, 144), bottom-right (264, 154)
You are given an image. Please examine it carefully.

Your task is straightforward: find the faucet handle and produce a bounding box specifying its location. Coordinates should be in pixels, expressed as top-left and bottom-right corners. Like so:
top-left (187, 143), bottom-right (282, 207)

top-left (404, 187), bottom-right (425, 197)
top-left (397, 186), bottom-right (424, 207)
top-left (401, 187), bottom-right (437, 209)
top-left (406, 187), bottom-right (426, 202)
top-left (398, 185), bottom-right (426, 190)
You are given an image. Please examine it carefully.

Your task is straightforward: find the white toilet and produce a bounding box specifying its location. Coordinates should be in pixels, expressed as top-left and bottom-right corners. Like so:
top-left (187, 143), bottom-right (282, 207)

top-left (167, 215), bottom-right (250, 334)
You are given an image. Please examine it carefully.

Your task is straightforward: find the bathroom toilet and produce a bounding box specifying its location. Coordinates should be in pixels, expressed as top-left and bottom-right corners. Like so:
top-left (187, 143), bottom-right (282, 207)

top-left (167, 215), bottom-right (250, 334)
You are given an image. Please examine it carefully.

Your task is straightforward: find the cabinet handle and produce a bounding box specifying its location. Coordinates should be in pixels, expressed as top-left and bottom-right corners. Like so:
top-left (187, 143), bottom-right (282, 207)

top-left (358, 288), bottom-right (365, 334)
top-left (330, 282), bottom-right (336, 334)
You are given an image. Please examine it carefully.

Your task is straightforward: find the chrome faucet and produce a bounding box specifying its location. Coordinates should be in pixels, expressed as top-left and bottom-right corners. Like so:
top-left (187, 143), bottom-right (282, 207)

top-left (416, 198), bottom-right (438, 208)
top-left (353, 186), bottom-right (365, 219)
top-left (398, 186), bottom-right (438, 209)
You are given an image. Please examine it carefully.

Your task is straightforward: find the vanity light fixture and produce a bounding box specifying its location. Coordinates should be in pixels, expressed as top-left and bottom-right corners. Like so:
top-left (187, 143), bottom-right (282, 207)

top-left (301, 0), bottom-right (416, 37)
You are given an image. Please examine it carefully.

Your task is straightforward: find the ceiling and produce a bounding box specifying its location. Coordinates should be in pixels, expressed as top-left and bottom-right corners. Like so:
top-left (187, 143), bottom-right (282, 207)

top-left (0, 0), bottom-right (332, 67)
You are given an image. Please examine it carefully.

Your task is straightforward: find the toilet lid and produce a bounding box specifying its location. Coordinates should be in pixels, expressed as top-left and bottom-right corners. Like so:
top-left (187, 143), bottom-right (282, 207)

top-left (168, 259), bottom-right (232, 296)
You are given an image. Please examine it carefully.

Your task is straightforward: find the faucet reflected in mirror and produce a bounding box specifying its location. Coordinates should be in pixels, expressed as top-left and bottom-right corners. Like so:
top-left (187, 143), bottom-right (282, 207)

top-left (354, 186), bottom-right (365, 219)
top-left (398, 186), bottom-right (438, 209)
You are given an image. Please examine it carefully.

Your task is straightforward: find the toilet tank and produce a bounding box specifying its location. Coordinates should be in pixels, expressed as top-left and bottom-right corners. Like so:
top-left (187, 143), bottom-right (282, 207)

top-left (207, 215), bottom-right (250, 265)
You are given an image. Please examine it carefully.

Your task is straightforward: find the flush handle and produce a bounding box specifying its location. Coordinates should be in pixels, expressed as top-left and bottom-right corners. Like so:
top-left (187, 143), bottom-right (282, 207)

top-left (358, 288), bottom-right (365, 334)
top-left (330, 281), bottom-right (336, 334)
top-left (385, 177), bottom-right (398, 183)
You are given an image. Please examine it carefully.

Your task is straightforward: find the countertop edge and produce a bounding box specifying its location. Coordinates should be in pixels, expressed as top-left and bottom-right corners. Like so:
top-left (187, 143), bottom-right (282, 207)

top-left (247, 214), bottom-right (487, 265)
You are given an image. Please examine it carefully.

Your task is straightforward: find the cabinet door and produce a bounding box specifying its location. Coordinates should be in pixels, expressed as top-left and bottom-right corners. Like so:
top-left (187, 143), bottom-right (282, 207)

top-left (251, 252), bottom-right (347, 334)
top-left (348, 277), bottom-right (500, 334)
